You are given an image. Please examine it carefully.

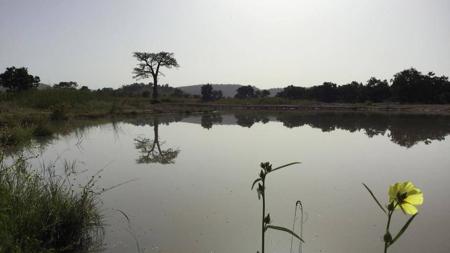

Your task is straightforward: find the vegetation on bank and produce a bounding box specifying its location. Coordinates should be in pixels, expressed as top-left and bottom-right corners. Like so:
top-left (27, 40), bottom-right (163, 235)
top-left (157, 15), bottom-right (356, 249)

top-left (200, 68), bottom-right (450, 104)
top-left (0, 154), bottom-right (103, 252)
top-left (0, 88), bottom-right (200, 149)
top-left (1, 64), bottom-right (450, 149)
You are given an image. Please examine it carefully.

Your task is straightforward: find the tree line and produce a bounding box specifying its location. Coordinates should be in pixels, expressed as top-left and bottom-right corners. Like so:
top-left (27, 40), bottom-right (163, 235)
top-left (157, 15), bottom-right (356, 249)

top-left (2, 60), bottom-right (450, 104)
top-left (199, 68), bottom-right (450, 104)
top-left (276, 68), bottom-right (450, 103)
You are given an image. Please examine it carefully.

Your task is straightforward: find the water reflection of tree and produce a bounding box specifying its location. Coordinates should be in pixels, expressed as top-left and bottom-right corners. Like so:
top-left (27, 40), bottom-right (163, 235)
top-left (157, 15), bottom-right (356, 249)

top-left (134, 118), bottom-right (180, 164)
top-left (227, 112), bottom-right (450, 148)
top-left (201, 113), bottom-right (223, 129)
top-left (235, 113), bottom-right (269, 128)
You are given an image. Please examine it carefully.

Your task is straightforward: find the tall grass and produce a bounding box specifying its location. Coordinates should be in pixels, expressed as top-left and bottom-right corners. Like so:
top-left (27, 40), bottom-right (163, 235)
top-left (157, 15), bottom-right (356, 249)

top-left (0, 154), bottom-right (103, 252)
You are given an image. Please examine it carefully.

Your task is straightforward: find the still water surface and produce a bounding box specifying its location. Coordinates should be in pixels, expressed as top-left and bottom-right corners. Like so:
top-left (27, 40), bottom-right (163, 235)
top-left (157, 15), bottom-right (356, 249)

top-left (31, 112), bottom-right (450, 253)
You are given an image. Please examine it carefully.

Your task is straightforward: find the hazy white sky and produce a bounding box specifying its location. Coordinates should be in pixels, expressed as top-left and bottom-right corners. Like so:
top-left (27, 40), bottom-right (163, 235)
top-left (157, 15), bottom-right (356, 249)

top-left (1, 0), bottom-right (449, 89)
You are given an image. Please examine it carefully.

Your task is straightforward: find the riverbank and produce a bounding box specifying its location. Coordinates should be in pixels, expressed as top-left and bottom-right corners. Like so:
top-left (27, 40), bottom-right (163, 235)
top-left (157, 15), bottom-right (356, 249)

top-left (3, 90), bottom-right (450, 149)
top-left (176, 102), bottom-right (450, 115)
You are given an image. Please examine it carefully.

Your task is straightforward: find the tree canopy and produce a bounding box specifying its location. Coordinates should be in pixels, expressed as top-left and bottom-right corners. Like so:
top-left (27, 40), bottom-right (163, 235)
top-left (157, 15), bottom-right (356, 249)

top-left (54, 81), bottom-right (78, 89)
top-left (276, 68), bottom-right (450, 104)
top-left (201, 84), bottom-right (223, 101)
top-left (235, 85), bottom-right (257, 99)
top-left (0, 67), bottom-right (40, 92)
top-left (132, 51), bottom-right (179, 100)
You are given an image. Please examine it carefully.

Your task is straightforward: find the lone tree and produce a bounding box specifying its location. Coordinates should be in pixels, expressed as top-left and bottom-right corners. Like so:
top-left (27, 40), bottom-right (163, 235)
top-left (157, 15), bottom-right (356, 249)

top-left (0, 66), bottom-right (40, 92)
top-left (201, 84), bottom-right (223, 102)
top-left (235, 85), bottom-right (256, 99)
top-left (132, 52), bottom-right (179, 101)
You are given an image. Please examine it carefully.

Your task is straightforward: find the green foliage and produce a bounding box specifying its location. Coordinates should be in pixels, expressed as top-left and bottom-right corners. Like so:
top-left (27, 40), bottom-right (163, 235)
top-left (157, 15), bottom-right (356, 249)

top-left (391, 68), bottom-right (450, 103)
top-left (0, 66), bottom-right (40, 92)
top-left (132, 51), bottom-right (179, 100)
top-left (235, 85), bottom-right (257, 99)
top-left (53, 81), bottom-right (78, 89)
top-left (276, 68), bottom-right (450, 104)
top-left (201, 84), bottom-right (223, 102)
top-left (0, 156), bottom-right (103, 252)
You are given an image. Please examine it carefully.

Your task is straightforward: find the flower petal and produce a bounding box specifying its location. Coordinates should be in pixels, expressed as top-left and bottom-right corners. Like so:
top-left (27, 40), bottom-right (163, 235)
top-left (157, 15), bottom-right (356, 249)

top-left (389, 183), bottom-right (399, 202)
top-left (402, 181), bottom-right (415, 192)
top-left (401, 203), bottom-right (418, 215)
top-left (405, 192), bottom-right (423, 205)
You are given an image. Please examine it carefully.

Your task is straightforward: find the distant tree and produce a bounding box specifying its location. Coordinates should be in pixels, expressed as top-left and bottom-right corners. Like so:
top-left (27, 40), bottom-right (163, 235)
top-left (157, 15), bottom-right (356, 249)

top-left (96, 87), bottom-right (115, 96)
top-left (80, 85), bottom-right (90, 91)
top-left (0, 67), bottom-right (40, 92)
top-left (235, 85), bottom-right (256, 99)
top-left (132, 51), bottom-right (179, 101)
top-left (54, 81), bottom-right (78, 89)
top-left (260, 89), bottom-right (271, 98)
top-left (277, 85), bottom-right (307, 99)
top-left (212, 90), bottom-right (223, 100)
top-left (201, 84), bottom-right (213, 101)
top-left (391, 68), bottom-right (433, 103)
top-left (365, 77), bottom-right (390, 102)
top-left (337, 81), bottom-right (364, 103)
top-left (117, 83), bottom-right (149, 96)
top-left (201, 84), bottom-right (222, 101)
top-left (309, 82), bottom-right (338, 102)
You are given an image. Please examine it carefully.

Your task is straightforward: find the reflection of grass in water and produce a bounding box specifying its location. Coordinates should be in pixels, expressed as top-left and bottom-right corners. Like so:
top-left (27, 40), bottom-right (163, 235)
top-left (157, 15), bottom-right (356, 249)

top-left (252, 162), bottom-right (304, 253)
top-left (290, 201), bottom-right (304, 253)
top-left (0, 154), bottom-right (104, 253)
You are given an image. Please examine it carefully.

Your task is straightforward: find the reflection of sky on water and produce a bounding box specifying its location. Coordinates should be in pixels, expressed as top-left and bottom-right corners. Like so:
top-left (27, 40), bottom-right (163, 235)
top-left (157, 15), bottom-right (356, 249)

top-left (29, 112), bottom-right (450, 253)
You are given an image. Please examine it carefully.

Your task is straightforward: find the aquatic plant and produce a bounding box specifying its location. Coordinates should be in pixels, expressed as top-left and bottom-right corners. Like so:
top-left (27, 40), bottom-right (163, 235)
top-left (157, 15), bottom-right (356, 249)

top-left (0, 154), bottom-right (104, 252)
top-left (252, 162), bottom-right (304, 253)
top-left (363, 181), bottom-right (424, 253)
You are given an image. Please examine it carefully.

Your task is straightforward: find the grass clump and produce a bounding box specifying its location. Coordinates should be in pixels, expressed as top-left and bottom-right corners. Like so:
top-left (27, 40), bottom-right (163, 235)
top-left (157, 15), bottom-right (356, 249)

top-left (50, 104), bottom-right (69, 121)
top-left (0, 155), bottom-right (103, 253)
top-left (32, 124), bottom-right (53, 137)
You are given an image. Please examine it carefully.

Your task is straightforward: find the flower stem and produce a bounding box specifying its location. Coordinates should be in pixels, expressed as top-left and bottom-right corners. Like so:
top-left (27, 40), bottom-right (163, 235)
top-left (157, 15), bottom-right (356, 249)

top-left (261, 179), bottom-right (266, 253)
top-left (384, 206), bottom-right (395, 253)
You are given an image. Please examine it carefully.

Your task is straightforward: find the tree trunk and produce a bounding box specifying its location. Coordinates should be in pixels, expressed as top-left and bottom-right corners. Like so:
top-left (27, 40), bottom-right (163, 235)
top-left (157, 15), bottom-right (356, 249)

top-left (152, 74), bottom-right (158, 100)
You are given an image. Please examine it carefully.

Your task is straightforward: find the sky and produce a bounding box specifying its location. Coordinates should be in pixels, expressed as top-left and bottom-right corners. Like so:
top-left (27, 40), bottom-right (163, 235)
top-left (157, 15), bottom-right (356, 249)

top-left (0, 0), bottom-right (449, 89)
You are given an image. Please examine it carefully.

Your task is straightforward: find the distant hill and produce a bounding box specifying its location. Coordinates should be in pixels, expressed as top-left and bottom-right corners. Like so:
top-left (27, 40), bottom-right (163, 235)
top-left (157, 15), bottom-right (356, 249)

top-left (178, 84), bottom-right (282, 97)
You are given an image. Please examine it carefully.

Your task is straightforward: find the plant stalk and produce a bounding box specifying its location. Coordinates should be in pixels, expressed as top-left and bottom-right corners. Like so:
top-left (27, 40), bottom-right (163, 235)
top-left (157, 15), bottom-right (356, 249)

top-left (261, 179), bottom-right (266, 253)
top-left (384, 210), bottom-right (393, 253)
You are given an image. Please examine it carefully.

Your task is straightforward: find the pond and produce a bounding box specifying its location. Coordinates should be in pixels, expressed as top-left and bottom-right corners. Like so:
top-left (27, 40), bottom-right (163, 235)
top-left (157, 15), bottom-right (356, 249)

top-left (28, 112), bottom-right (450, 253)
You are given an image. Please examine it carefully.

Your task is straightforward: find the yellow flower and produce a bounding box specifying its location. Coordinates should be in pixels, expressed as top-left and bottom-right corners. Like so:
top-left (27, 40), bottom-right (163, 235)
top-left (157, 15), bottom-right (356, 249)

top-left (388, 181), bottom-right (423, 215)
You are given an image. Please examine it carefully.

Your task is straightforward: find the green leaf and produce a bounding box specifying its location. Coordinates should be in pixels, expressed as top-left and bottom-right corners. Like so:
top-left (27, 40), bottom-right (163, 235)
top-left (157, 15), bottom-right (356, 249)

top-left (266, 224), bottom-right (305, 243)
top-left (251, 178), bottom-right (262, 190)
top-left (362, 183), bottom-right (387, 214)
top-left (390, 214), bottom-right (417, 246)
top-left (268, 162), bottom-right (301, 174)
